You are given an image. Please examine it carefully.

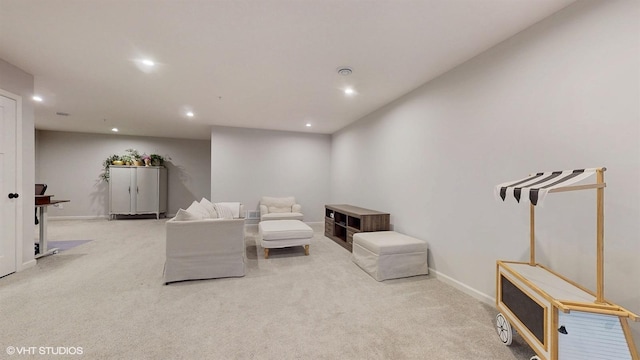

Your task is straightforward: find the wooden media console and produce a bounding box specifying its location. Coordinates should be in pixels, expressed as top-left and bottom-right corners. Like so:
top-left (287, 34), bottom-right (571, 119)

top-left (324, 204), bottom-right (390, 251)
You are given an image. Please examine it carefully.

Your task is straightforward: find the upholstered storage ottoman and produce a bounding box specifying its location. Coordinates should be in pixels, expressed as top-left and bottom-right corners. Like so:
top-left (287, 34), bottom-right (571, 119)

top-left (259, 220), bottom-right (313, 259)
top-left (352, 231), bottom-right (428, 281)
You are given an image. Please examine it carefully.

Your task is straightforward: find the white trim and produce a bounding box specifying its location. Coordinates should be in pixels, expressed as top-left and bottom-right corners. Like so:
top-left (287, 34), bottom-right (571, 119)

top-left (0, 89), bottom-right (24, 272)
top-left (429, 267), bottom-right (495, 306)
top-left (20, 259), bottom-right (36, 270)
top-left (49, 215), bottom-right (176, 221)
top-left (49, 215), bottom-right (110, 221)
top-left (16, 95), bottom-right (22, 270)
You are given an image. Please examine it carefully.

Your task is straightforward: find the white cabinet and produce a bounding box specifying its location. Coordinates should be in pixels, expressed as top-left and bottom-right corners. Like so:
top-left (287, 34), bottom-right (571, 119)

top-left (109, 166), bottom-right (167, 219)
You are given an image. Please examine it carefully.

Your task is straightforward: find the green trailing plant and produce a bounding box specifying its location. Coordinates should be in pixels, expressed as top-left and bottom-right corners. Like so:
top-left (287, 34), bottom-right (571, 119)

top-left (149, 153), bottom-right (171, 166)
top-left (100, 154), bottom-right (121, 182)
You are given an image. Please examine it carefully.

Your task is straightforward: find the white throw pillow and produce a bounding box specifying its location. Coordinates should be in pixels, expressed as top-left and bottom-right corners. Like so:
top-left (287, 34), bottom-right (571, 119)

top-left (186, 200), bottom-right (210, 219)
top-left (199, 198), bottom-right (219, 218)
top-left (214, 203), bottom-right (234, 219)
top-left (216, 202), bottom-right (240, 218)
top-left (174, 208), bottom-right (203, 221)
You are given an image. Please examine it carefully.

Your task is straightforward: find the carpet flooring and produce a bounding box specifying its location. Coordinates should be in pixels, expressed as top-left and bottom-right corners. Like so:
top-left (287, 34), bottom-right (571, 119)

top-left (2, 219), bottom-right (535, 359)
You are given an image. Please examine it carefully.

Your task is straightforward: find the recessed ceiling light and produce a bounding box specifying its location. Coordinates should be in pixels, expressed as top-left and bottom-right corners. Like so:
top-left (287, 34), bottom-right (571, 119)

top-left (306, 123), bottom-right (311, 127)
top-left (111, 128), bottom-right (119, 132)
top-left (32, 95), bottom-right (43, 102)
top-left (344, 88), bottom-right (355, 95)
top-left (133, 58), bottom-right (158, 73)
top-left (186, 111), bottom-right (194, 117)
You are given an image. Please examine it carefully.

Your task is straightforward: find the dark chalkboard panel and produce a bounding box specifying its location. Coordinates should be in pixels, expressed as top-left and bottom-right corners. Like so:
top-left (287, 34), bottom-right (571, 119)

top-left (501, 275), bottom-right (545, 345)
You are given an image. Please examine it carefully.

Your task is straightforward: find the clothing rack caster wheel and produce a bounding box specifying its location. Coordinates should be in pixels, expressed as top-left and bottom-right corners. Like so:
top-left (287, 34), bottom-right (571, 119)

top-left (496, 313), bottom-right (513, 346)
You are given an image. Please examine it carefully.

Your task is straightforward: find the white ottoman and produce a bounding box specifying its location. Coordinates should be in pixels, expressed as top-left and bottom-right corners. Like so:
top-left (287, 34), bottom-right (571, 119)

top-left (259, 220), bottom-right (313, 259)
top-left (352, 231), bottom-right (428, 281)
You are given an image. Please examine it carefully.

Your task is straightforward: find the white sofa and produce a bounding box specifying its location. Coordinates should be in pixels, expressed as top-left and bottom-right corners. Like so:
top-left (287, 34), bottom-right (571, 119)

top-left (164, 199), bottom-right (246, 284)
top-left (259, 196), bottom-right (303, 221)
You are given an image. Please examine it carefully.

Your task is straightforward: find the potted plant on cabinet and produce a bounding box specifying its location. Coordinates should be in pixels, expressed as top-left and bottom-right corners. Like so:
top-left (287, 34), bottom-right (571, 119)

top-left (120, 154), bottom-right (132, 166)
top-left (150, 154), bottom-right (170, 166)
top-left (100, 150), bottom-right (172, 182)
top-left (142, 154), bottom-right (151, 166)
top-left (125, 148), bottom-right (143, 166)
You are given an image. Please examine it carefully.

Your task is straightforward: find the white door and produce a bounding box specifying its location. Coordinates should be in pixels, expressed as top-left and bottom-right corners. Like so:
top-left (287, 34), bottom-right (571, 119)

top-left (135, 167), bottom-right (157, 213)
top-left (109, 167), bottom-right (133, 215)
top-left (0, 95), bottom-right (17, 277)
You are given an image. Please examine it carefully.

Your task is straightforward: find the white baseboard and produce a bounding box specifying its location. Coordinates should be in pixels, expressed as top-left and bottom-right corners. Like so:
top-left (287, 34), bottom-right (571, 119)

top-left (49, 215), bottom-right (175, 221)
top-left (429, 267), bottom-right (495, 307)
top-left (19, 259), bottom-right (37, 271)
top-left (49, 216), bottom-right (109, 221)
top-left (47, 217), bottom-right (326, 226)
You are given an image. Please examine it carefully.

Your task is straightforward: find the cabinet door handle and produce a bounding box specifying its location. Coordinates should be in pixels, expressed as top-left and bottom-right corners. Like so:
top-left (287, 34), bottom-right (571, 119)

top-left (7, 193), bottom-right (19, 199)
top-left (128, 186), bottom-right (131, 194)
top-left (136, 186), bottom-right (139, 194)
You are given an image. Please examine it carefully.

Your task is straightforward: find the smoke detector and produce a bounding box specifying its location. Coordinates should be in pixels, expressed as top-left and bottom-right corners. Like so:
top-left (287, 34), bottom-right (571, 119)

top-left (337, 67), bottom-right (352, 76)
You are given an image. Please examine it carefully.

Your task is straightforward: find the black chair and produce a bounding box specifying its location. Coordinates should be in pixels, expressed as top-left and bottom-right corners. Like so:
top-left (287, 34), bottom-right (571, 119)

top-left (35, 184), bottom-right (47, 225)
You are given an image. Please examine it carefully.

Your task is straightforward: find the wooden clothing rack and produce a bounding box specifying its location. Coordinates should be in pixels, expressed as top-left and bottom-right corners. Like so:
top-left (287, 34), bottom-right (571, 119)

top-left (493, 167), bottom-right (638, 360)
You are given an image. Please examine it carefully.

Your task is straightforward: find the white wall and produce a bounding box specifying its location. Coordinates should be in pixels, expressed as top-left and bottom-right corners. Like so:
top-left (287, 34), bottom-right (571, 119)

top-left (331, 0), bottom-right (639, 341)
top-left (210, 126), bottom-right (331, 222)
top-left (0, 58), bottom-right (36, 269)
top-left (35, 130), bottom-right (211, 217)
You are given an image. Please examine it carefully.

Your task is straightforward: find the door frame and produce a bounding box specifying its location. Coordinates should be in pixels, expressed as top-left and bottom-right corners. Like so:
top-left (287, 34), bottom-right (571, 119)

top-left (0, 88), bottom-right (24, 272)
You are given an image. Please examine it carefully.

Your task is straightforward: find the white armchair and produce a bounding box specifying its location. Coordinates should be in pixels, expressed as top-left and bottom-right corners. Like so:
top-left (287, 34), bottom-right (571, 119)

top-left (259, 196), bottom-right (303, 221)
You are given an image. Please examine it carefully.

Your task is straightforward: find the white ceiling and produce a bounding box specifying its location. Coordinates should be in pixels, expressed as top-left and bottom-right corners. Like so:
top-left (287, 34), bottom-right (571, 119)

top-left (0, 0), bottom-right (575, 140)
